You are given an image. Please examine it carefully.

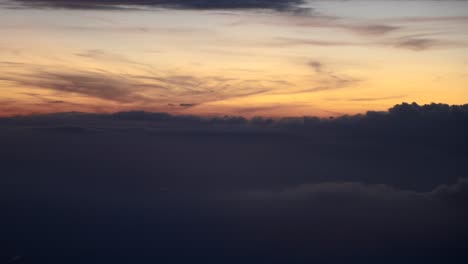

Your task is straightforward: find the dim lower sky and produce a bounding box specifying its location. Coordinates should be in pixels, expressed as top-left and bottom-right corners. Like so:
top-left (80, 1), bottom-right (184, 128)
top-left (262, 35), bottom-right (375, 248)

top-left (0, 0), bottom-right (467, 117)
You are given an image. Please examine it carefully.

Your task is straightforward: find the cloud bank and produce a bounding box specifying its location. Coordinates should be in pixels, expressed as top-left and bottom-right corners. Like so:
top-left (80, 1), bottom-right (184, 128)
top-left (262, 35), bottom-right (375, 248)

top-left (1, 103), bottom-right (468, 262)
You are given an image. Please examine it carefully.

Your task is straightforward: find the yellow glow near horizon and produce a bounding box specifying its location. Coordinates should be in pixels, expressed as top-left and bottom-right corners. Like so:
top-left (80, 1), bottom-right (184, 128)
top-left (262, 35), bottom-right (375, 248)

top-left (1, 1), bottom-right (467, 117)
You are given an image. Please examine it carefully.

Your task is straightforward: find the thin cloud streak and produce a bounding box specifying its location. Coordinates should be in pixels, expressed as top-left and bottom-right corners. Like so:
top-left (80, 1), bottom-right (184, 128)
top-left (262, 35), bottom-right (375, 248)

top-left (7, 0), bottom-right (308, 12)
top-left (233, 14), bottom-right (402, 36)
top-left (347, 96), bottom-right (407, 102)
top-left (269, 36), bottom-right (468, 51)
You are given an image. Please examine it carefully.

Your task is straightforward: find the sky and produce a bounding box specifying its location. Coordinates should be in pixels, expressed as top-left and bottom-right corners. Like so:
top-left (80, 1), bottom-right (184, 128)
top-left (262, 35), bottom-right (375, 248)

top-left (1, 0), bottom-right (467, 117)
top-left (1, 1), bottom-right (468, 262)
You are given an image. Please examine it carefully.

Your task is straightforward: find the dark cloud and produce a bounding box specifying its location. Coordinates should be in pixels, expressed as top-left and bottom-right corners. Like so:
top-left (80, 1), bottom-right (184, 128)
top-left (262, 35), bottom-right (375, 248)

top-left (308, 60), bottom-right (323, 73)
top-left (179, 103), bottom-right (198, 108)
top-left (1, 102), bottom-right (468, 263)
top-left (230, 105), bottom-right (283, 115)
top-left (1, 102), bottom-right (467, 190)
top-left (10, 0), bottom-right (306, 11)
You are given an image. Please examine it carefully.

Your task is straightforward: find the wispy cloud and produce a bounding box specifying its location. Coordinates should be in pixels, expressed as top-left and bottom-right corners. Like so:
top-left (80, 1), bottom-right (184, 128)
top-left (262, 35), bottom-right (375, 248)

top-left (346, 95), bottom-right (407, 102)
top-left (0, 70), bottom-right (152, 102)
top-left (268, 37), bottom-right (355, 47)
top-left (299, 75), bottom-right (360, 93)
top-left (347, 24), bottom-right (399, 36)
top-left (239, 14), bottom-right (401, 36)
top-left (75, 49), bottom-right (155, 68)
top-left (289, 60), bottom-right (361, 94)
top-left (393, 37), bottom-right (439, 51)
top-left (269, 35), bottom-right (468, 51)
top-left (0, 62), bottom-right (276, 108)
top-left (389, 15), bottom-right (468, 24)
top-left (8, 0), bottom-right (308, 12)
top-left (388, 34), bottom-right (468, 51)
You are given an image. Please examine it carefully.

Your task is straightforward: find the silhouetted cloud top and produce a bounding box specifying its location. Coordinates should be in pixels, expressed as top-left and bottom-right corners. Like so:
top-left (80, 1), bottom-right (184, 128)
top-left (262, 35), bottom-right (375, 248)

top-left (1, 102), bottom-right (467, 263)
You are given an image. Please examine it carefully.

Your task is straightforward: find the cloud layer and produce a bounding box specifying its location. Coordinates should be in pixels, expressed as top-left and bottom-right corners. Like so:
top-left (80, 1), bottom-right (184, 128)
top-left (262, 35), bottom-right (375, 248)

top-left (1, 102), bottom-right (468, 263)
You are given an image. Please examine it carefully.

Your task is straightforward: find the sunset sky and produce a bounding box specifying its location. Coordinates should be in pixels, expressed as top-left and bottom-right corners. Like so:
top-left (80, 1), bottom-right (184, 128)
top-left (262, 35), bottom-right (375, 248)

top-left (2, 2), bottom-right (468, 263)
top-left (1, 0), bottom-right (467, 117)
